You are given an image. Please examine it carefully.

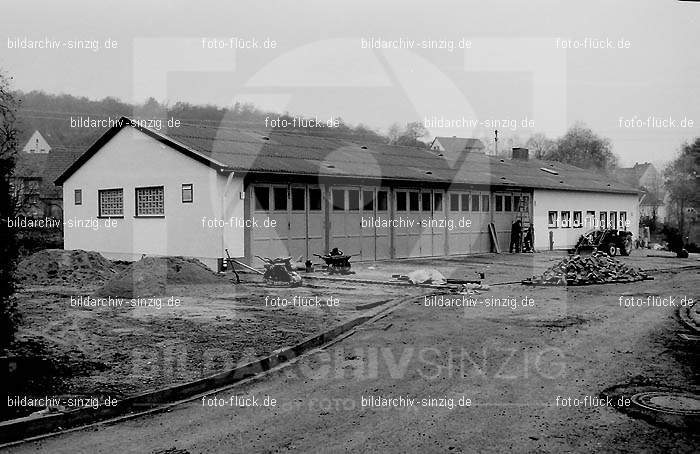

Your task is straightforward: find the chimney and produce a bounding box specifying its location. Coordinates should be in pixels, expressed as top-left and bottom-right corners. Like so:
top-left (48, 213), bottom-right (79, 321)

top-left (512, 147), bottom-right (529, 160)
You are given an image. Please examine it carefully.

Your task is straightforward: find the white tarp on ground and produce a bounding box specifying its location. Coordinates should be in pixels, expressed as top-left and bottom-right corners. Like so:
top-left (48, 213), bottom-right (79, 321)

top-left (406, 268), bottom-right (446, 285)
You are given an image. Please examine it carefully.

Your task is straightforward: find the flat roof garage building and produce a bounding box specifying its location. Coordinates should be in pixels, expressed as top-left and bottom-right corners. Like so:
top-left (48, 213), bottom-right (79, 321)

top-left (56, 119), bottom-right (639, 270)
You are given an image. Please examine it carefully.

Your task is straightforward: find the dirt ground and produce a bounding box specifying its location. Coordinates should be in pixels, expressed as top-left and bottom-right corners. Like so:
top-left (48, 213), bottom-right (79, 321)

top-left (3, 249), bottom-right (699, 453)
top-left (6, 250), bottom-right (698, 453)
top-left (4, 255), bottom-right (419, 421)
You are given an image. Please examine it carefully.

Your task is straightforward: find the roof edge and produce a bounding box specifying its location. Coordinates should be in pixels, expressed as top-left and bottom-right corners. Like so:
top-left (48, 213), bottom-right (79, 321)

top-left (54, 117), bottom-right (230, 185)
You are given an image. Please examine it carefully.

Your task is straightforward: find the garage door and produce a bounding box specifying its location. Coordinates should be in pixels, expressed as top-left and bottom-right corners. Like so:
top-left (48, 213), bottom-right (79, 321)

top-left (447, 192), bottom-right (471, 254)
top-left (357, 188), bottom-right (391, 260)
top-left (329, 187), bottom-right (363, 257)
top-left (493, 192), bottom-right (530, 252)
top-left (251, 185), bottom-right (291, 260)
top-left (394, 189), bottom-right (446, 258)
top-left (250, 184), bottom-right (326, 261)
top-left (393, 190), bottom-right (421, 258)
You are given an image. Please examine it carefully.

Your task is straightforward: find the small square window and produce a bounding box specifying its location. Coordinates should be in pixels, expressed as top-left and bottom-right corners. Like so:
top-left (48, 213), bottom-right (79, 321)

top-left (98, 188), bottom-right (123, 217)
top-left (181, 184), bottom-right (193, 203)
top-left (254, 186), bottom-right (269, 211)
top-left (273, 187), bottom-right (287, 211)
top-left (619, 211), bottom-right (628, 230)
top-left (309, 188), bottom-right (322, 211)
top-left (548, 211), bottom-right (559, 228)
top-left (333, 189), bottom-right (345, 211)
top-left (363, 190), bottom-right (374, 211)
top-left (573, 211), bottom-right (582, 228)
top-left (377, 191), bottom-right (388, 211)
top-left (291, 187), bottom-right (305, 211)
top-left (136, 186), bottom-right (164, 216)
top-left (74, 189), bottom-right (82, 205)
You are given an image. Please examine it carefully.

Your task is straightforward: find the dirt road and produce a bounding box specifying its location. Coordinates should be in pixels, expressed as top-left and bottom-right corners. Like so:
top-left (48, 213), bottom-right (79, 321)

top-left (6, 268), bottom-right (699, 453)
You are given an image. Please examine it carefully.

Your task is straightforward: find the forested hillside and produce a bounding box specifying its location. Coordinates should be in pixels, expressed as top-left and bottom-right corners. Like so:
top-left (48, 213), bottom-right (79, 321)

top-left (13, 91), bottom-right (391, 151)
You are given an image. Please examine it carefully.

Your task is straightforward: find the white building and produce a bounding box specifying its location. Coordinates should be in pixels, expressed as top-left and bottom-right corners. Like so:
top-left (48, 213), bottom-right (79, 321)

top-left (55, 121), bottom-right (639, 270)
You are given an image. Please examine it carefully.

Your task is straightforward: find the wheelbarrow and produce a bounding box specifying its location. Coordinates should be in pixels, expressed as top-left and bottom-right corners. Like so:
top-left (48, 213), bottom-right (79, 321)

top-left (314, 248), bottom-right (354, 275)
top-left (255, 256), bottom-right (302, 287)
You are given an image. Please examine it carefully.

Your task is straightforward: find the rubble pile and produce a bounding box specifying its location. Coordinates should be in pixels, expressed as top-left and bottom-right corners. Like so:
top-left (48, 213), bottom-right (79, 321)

top-left (16, 249), bottom-right (119, 285)
top-left (523, 252), bottom-right (651, 286)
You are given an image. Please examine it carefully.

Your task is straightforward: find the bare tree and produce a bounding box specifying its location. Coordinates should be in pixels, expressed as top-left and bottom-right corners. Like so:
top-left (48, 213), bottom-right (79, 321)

top-left (525, 133), bottom-right (556, 159)
top-left (388, 121), bottom-right (428, 147)
top-left (387, 123), bottom-right (402, 145)
top-left (0, 69), bottom-right (21, 347)
top-left (664, 138), bottom-right (700, 246)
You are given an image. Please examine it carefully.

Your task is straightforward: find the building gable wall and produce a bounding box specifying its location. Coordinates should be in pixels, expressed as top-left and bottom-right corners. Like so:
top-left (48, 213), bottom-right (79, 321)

top-left (533, 189), bottom-right (639, 250)
top-left (62, 126), bottom-right (243, 269)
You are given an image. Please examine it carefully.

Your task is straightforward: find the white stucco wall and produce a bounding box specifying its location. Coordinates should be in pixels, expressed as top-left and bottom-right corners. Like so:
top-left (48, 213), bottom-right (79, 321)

top-left (221, 173), bottom-right (246, 259)
top-left (62, 126), bottom-right (244, 270)
top-left (532, 189), bottom-right (639, 250)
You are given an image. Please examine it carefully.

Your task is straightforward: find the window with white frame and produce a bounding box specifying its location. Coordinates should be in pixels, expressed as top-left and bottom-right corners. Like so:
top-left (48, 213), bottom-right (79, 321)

top-left (135, 186), bottom-right (164, 216)
top-left (560, 210), bottom-right (571, 228)
top-left (181, 184), bottom-right (193, 203)
top-left (573, 211), bottom-right (582, 228)
top-left (472, 194), bottom-right (480, 212)
top-left (376, 191), bottom-right (388, 211)
top-left (619, 211), bottom-right (628, 230)
top-left (98, 188), bottom-right (123, 217)
top-left (291, 187), bottom-right (305, 211)
top-left (434, 192), bottom-right (443, 212)
top-left (481, 194), bottom-right (490, 212)
top-left (461, 194), bottom-right (470, 212)
top-left (449, 193), bottom-right (460, 211)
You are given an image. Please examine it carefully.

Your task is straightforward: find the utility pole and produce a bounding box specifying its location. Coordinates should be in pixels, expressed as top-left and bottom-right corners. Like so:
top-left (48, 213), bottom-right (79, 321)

top-left (494, 129), bottom-right (499, 156)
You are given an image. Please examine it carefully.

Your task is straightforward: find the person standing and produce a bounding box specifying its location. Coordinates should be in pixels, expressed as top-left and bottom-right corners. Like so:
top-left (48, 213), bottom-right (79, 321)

top-left (509, 219), bottom-right (522, 253)
top-left (523, 224), bottom-right (534, 252)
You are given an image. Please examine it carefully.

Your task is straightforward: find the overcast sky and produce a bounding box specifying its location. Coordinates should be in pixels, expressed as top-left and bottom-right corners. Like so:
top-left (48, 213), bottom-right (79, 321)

top-left (1, 0), bottom-right (698, 167)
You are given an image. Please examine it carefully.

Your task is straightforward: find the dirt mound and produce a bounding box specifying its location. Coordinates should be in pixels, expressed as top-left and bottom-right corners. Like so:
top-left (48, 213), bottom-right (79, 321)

top-left (98, 256), bottom-right (222, 298)
top-left (16, 249), bottom-right (119, 285)
top-left (524, 252), bottom-right (650, 286)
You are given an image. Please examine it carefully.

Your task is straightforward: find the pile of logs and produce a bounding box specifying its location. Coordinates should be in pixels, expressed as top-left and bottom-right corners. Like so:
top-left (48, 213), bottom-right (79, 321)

top-left (523, 252), bottom-right (652, 286)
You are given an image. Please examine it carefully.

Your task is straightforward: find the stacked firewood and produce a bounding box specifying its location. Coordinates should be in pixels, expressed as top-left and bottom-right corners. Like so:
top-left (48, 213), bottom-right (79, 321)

top-left (523, 252), bottom-right (651, 286)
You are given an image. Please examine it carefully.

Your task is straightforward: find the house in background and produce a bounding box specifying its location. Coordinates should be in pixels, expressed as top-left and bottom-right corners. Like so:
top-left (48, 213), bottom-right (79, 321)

top-left (56, 118), bottom-right (639, 270)
top-left (12, 130), bottom-right (81, 218)
top-left (22, 130), bottom-right (51, 154)
top-left (429, 136), bottom-right (486, 156)
top-left (614, 162), bottom-right (666, 222)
